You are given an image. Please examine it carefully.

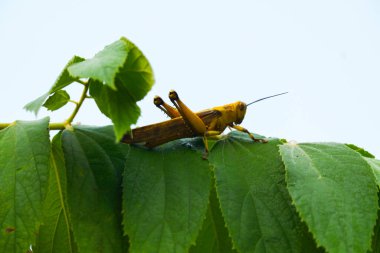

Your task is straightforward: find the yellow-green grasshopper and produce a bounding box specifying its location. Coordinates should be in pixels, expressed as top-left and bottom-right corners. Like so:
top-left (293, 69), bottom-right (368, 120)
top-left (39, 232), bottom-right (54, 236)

top-left (122, 90), bottom-right (287, 157)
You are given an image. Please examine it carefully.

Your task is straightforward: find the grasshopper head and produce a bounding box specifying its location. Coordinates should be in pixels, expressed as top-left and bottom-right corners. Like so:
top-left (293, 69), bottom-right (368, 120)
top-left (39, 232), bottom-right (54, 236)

top-left (235, 101), bottom-right (247, 124)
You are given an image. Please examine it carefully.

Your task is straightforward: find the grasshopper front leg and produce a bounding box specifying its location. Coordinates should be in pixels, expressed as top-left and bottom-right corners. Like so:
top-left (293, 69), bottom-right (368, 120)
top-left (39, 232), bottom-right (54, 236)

top-left (230, 124), bottom-right (268, 143)
top-left (168, 90), bottom-right (214, 158)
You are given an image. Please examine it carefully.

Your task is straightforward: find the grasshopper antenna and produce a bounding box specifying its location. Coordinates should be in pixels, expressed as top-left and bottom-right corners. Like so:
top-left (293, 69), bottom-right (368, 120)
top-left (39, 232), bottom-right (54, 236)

top-left (247, 92), bottom-right (288, 106)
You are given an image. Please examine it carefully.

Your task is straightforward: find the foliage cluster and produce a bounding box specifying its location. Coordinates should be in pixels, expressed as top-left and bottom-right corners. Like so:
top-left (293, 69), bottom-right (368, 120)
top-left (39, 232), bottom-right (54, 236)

top-left (0, 38), bottom-right (379, 253)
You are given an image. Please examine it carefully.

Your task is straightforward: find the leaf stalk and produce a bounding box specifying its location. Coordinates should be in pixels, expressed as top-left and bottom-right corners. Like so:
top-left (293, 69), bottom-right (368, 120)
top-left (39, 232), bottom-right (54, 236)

top-left (64, 81), bottom-right (89, 126)
top-left (0, 81), bottom-right (89, 131)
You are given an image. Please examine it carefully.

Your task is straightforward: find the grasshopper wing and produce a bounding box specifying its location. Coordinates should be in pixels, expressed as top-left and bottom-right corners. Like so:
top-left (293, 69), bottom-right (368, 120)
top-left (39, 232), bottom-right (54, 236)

top-left (122, 109), bottom-right (221, 147)
top-left (121, 117), bottom-right (195, 147)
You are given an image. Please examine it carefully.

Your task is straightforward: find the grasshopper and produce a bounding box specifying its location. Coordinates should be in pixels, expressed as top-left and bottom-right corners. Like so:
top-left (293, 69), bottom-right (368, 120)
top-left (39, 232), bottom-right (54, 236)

top-left (122, 90), bottom-right (287, 158)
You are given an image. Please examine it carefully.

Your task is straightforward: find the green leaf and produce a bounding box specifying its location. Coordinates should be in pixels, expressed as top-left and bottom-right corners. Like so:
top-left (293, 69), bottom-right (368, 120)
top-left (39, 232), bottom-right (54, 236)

top-left (43, 90), bottom-right (70, 111)
top-left (24, 56), bottom-right (84, 115)
top-left (370, 193), bottom-right (380, 253)
top-left (68, 39), bottom-right (128, 90)
top-left (79, 37), bottom-right (154, 140)
top-left (0, 118), bottom-right (51, 253)
top-left (89, 79), bottom-right (140, 141)
top-left (189, 184), bottom-right (237, 253)
top-left (68, 38), bottom-right (154, 96)
top-left (346, 143), bottom-right (375, 158)
top-left (209, 131), bottom-right (302, 253)
top-left (60, 126), bottom-right (128, 252)
top-left (279, 142), bottom-right (378, 253)
top-left (365, 158), bottom-right (380, 187)
top-left (116, 37), bottom-right (154, 101)
top-left (123, 141), bottom-right (211, 253)
top-left (34, 132), bottom-right (76, 253)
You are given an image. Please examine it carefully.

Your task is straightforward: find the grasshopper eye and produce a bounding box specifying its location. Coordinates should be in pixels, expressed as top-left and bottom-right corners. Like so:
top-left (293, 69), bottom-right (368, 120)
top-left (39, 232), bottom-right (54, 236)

top-left (239, 103), bottom-right (246, 111)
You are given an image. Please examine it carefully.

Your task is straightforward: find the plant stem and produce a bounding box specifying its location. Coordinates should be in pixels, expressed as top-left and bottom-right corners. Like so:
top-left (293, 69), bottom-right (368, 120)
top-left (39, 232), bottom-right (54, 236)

top-left (0, 122), bottom-right (66, 130)
top-left (0, 81), bottom-right (90, 131)
top-left (76, 79), bottom-right (87, 85)
top-left (49, 122), bottom-right (66, 130)
top-left (64, 81), bottom-right (89, 126)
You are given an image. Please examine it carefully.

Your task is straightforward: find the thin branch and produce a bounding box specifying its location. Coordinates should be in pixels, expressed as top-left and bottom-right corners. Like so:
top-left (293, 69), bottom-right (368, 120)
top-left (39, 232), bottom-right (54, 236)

top-left (0, 122), bottom-right (66, 130)
top-left (0, 81), bottom-right (90, 131)
top-left (64, 81), bottom-right (89, 126)
top-left (69, 100), bottom-right (79, 105)
top-left (76, 79), bottom-right (87, 86)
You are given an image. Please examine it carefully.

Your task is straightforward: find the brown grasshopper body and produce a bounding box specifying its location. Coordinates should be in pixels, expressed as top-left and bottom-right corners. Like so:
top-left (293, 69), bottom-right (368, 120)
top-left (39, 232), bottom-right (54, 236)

top-left (122, 90), bottom-right (287, 157)
top-left (122, 102), bottom-right (246, 148)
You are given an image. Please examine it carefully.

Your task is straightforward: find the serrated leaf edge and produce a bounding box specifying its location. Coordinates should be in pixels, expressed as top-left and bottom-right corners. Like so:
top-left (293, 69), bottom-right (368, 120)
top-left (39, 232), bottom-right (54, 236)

top-left (278, 142), bottom-right (377, 253)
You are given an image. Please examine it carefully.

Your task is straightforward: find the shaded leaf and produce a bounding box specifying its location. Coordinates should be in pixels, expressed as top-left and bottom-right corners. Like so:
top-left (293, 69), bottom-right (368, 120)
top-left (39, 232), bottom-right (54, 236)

top-left (189, 183), bottom-right (237, 253)
top-left (0, 118), bottom-right (50, 253)
top-left (116, 37), bottom-right (154, 101)
top-left (279, 142), bottom-right (378, 253)
top-left (89, 79), bottom-right (140, 141)
top-left (209, 131), bottom-right (302, 253)
top-left (123, 141), bottom-right (211, 253)
top-left (77, 37), bottom-right (154, 140)
top-left (43, 90), bottom-right (70, 111)
top-left (24, 56), bottom-right (84, 115)
top-left (34, 132), bottom-right (76, 253)
top-left (61, 126), bottom-right (128, 252)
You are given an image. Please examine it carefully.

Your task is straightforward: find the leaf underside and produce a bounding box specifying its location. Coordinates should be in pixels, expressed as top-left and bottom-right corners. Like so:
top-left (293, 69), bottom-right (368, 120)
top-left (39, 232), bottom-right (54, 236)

top-left (71, 37), bottom-right (154, 141)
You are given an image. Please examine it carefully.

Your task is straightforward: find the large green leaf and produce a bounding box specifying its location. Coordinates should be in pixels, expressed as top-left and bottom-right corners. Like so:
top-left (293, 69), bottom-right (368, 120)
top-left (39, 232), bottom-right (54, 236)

top-left (116, 37), bottom-right (154, 101)
top-left (68, 37), bottom-right (154, 95)
top-left (0, 118), bottom-right (51, 253)
top-left (365, 158), bottom-right (380, 187)
top-left (279, 142), bottom-right (378, 253)
top-left (346, 143), bottom-right (375, 158)
top-left (60, 126), bottom-right (128, 252)
top-left (370, 193), bottom-right (380, 253)
top-left (123, 141), bottom-right (211, 253)
top-left (34, 132), bottom-right (76, 253)
top-left (68, 39), bottom-right (128, 90)
top-left (209, 131), bottom-right (303, 253)
top-left (71, 37), bottom-right (153, 140)
top-left (189, 184), bottom-right (237, 253)
top-left (24, 56), bottom-right (84, 115)
top-left (89, 80), bottom-right (140, 141)
top-left (365, 157), bottom-right (380, 253)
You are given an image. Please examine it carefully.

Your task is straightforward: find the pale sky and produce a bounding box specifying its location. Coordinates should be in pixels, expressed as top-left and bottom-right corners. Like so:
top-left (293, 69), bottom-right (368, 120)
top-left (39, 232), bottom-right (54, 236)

top-left (1, 0), bottom-right (379, 157)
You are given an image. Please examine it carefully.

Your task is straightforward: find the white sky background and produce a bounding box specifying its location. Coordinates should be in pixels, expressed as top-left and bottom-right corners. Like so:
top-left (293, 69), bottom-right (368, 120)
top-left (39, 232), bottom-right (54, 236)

top-left (0, 0), bottom-right (379, 157)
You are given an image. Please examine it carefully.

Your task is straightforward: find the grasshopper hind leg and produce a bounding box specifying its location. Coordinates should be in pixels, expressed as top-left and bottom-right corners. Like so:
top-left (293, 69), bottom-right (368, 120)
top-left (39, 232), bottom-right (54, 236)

top-left (154, 95), bottom-right (180, 119)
